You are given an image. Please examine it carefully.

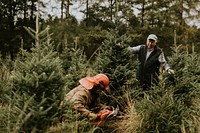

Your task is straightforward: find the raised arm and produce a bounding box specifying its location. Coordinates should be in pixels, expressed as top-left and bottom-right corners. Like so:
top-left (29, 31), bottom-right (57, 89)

top-left (127, 45), bottom-right (141, 53)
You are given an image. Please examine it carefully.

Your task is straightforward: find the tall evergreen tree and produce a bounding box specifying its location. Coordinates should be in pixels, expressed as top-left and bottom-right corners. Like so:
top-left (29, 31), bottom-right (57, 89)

top-left (166, 44), bottom-right (200, 108)
top-left (92, 30), bottom-right (136, 107)
top-left (61, 46), bottom-right (89, 90)
top-left (5, 10), bottom-right (66, 131)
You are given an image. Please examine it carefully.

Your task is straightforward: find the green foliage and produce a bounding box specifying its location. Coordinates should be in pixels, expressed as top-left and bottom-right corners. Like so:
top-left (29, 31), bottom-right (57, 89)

top-left (0, 104), bottom-right (8, 132)
top-left (0, 0), bottom-right (200, 130)
top-left (47, 17), bottom-right (79, 50)
top-left (51, 101), bottom-right (99, 133)
top-left (166, 45), bottom-right (200, 107)
top-left (91, 30), bottom-right (136, 108)
top-left (63, 47), bottom-right (89, 91)
top-left (80, 26), bottom-right (109, 59)
top-left (94, 31), bottom-right (135, 90)
top-left (135, 86), bottom-right (188, 133)
top-left (0, 56), bottom-right (13, 104)
top-left (0, 0), bottom-right (37, 59)
top-left (133, 44), bottom-right (200, 133)
top-left (6, 25), bottom-right (66, 132)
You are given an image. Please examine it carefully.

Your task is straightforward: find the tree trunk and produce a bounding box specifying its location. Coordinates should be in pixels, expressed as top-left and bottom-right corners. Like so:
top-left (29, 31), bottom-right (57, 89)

top-left (61, 0), bottom-right (64, 19)
top-left (141, 0), bottom-right (145, 27)
top-left (86, 0), bottom-right (89, 26)
top-left (66, 0), bottom-right (70, 18)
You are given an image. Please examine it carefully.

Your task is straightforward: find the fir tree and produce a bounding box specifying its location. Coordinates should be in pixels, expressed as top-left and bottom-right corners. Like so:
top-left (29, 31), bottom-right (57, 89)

top-left (6, 15), bottom-right (66, 132)
top-left (166, 44), bottom-right (200, 107)
top-left (166, 44), bottom-right (200, 131)
top-left (134, 44), bottom-right (200, 133)
top-left (92, 30), bottom-right (136, 108)
top-left (63, 47), bottom-right (89, 91)
top-left (0, 57), bottom-right (13, 132)
top-left (135, 85), bottom-right (188, 133)
top-left (94, 30), bottom-right (135, 89)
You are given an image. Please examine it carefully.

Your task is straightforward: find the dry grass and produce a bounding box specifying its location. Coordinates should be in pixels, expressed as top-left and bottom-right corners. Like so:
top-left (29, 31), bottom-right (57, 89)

top-left (112, 96), bottom-right (140, 133)
top-left (180, 97), bottom-right (200, 133)
top-left (0, 103), bottom-right (5, 109)
top-left (48, 123), bottom-right (64, 133)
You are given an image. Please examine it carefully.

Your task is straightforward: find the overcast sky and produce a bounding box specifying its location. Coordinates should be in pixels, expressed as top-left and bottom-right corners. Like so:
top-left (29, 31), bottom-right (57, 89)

top-left (41, 0), bottom-right (86, 21)
top-left (41, 0), bottom-right (199, 28)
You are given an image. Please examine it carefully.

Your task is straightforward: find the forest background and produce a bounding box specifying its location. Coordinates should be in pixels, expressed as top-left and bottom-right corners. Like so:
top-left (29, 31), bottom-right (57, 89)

top-left (0, 0), bottom-right (200, 133)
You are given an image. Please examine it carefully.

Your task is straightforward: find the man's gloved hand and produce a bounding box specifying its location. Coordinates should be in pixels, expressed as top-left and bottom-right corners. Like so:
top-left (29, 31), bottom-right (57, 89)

top-left (89, 113), bottom-right (98, 121)
top-left (98, 109), bottom-right (112, 120)
top-left (167, 68), bottom-right (175, 75)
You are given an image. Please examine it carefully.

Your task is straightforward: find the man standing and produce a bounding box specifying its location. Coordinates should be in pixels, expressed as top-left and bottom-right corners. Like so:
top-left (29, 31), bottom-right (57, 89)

top-left (128, 34), bottom-right (174, 89)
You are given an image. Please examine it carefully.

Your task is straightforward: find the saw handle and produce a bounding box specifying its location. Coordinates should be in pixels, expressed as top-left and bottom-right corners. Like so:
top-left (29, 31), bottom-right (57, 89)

top-left (97, 109), bottom-right (112, 120)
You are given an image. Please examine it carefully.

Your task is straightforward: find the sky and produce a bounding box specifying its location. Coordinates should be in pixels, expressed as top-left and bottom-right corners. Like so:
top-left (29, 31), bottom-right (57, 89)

top-left (41, 0), bottom-right (85, 21)
top-left (41, 0), bottom-right (200, 28)
top-left (41, 0), bottom-right (140, 21)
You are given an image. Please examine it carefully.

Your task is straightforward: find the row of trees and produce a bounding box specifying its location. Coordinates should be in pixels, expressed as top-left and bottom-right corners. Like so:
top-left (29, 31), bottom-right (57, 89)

top-left (0, 1), bottom-right (200, 132)
top-left (0, 0), bottom-right (200, 60)
top-left (0, 13), bottom-right (200, 132)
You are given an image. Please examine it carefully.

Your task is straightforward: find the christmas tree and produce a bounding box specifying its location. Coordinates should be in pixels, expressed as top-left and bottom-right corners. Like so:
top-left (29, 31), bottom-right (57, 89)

top-left (6, 11), bottom-right (66, 132)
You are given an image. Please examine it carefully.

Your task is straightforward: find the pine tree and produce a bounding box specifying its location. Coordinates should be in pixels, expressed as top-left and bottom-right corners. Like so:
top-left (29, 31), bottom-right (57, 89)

top-left (134, 85), bottom-right (188, 133)
top-left (0, 57), bottom-right (13, 132)
top-left (92, 30), bottom-right (137, 107)
top-left (166, 44), bottom-right (200, 108)
top-left (134, 44), bottom-right (200, 133)
top-left (5, 12), bottom-right (66, 132)
top-left (62, 46), bottom-right (89, 90)
top-left (165, 45), bottom-right (200, 132)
